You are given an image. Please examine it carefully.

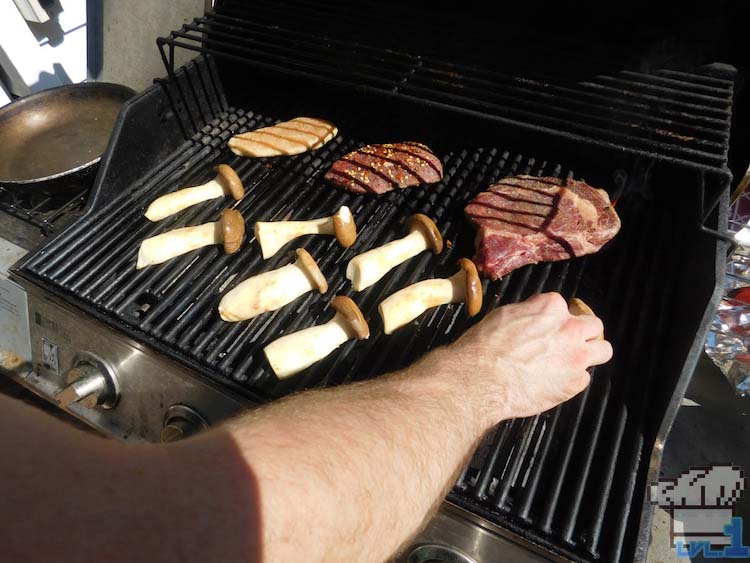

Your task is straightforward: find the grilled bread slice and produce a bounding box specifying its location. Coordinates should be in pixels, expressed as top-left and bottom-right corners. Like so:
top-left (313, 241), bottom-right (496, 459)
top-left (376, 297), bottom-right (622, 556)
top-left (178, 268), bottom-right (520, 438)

top-left (228, 117), bottom-right (338, 158)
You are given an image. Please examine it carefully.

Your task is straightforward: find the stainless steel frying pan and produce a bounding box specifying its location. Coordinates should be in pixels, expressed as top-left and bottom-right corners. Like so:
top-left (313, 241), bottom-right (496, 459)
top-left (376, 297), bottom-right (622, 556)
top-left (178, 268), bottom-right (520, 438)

top-left (0, 82), bottom-right (134, 194)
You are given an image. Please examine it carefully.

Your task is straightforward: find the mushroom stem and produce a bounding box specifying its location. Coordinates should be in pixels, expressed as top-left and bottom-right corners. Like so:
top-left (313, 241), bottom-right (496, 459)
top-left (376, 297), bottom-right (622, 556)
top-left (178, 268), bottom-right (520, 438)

top-left (145, 165), bottom-right (244, 222)
top-left (136, 222), bottom-right (220, 269)
top-left (219, 250), bottom-right (327, 322)
top-left (263, 295), bottom-right (369, 378)
top-left (145, 181), bottom-right (225, 222)
top-left (378, 258), bottom-right (482, 334)
top-left (136, 209), bottom-right (245, 269)
top-left (379, 271), bottom-right (463, 335)
top-left (263, 312), bottom-right (352, 378)
top-left (347, 230), bottom-right (426, 291)
top-left (255, 206), bottom-right (355, 259)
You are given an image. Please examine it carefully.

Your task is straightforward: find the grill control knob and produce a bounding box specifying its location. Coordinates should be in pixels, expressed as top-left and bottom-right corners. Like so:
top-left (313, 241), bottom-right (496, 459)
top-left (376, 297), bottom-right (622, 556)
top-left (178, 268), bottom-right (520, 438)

top-left (55, 355), bottom-right (119, 409)
top-left (161, 405), bottom-right (209, 442)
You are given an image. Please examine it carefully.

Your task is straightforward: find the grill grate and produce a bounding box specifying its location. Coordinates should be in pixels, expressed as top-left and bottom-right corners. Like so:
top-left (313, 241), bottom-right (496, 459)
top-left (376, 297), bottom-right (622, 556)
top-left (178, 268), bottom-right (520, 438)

top-left (18, 103), bottom-right (707, 563)
top-left (157, 0), bottom-right (734, 171)
top-left (450, 186), bottom-right (685, 560)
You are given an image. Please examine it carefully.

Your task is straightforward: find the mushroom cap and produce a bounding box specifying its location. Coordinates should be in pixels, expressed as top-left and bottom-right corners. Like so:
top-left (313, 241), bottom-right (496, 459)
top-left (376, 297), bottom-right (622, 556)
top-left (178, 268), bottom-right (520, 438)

top-left (332, 206), bottom-right (357, 248)
top-left (220, 209), bottom-right (245, 254)
top-left (331, 296), bottom-right (370, 340)
top-left (408, 214), bottom-right (443, 253)
top-left (568, 297), bottom-right (603, 340)
top-left (295, 248), bottom-right (328, 293)
top-left (215, 164), bottom-right (245, 200)
top-left (457, 258), bottom-right (482, 316)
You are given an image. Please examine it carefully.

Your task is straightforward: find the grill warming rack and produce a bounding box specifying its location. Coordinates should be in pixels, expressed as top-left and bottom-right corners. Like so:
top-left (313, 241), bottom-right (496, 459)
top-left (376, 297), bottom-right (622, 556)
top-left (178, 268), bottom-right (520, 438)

top-left (157, 0), bottom-right (734, 172)
top-left (156, 0), bottom-right (735, 248)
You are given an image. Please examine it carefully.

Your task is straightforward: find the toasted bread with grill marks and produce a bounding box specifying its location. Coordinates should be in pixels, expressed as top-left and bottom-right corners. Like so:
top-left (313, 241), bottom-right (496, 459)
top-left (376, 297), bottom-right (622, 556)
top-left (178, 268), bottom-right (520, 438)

top-left (228, 117), bottom-right (338, 158)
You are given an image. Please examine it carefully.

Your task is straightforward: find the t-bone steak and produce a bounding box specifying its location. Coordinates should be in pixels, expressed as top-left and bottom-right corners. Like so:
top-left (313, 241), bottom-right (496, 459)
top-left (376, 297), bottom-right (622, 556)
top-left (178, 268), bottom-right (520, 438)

top-left (464, 175), bottom-right (621, 280)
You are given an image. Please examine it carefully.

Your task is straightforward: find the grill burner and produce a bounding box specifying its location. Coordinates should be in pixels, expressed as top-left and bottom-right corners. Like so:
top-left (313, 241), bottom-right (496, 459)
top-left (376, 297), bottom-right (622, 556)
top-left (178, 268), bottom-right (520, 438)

top-left (12, 3), bottom-right (736, 561)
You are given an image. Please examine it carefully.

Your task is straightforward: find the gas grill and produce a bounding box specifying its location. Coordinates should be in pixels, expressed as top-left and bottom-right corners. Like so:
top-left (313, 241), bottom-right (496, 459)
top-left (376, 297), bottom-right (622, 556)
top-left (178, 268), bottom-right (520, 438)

top-left (7, 1), bottom-right (737, 562)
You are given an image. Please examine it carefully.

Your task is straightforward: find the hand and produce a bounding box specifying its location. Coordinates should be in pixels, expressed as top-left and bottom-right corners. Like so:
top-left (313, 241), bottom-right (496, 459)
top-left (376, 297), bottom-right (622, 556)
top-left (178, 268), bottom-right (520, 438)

top-left (436, 292), bottom-right (612, 428)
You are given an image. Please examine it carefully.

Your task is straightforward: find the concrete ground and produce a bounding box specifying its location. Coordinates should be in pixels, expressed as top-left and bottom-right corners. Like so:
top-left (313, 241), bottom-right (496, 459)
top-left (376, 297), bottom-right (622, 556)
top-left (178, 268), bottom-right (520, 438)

top-left (647, 355), bottom-right (749, 563)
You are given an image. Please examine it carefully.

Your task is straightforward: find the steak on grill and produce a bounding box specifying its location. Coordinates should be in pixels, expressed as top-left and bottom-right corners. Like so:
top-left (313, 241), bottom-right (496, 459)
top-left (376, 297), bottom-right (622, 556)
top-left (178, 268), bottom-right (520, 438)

top-left (464, 175), bottom-right (621, 279)
top-left (325, 142), bottom-right (443, 195)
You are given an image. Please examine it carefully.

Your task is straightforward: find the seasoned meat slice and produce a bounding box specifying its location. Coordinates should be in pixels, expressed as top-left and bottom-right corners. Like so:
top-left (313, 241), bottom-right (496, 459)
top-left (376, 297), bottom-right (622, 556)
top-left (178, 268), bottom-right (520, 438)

top-left (325, 142), bottom-right (443, 195)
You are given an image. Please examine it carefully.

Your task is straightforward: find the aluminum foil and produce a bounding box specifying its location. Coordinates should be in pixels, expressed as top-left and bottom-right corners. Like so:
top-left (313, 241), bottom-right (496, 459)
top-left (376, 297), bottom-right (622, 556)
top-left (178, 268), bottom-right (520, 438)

top-left (705, 190), bottom-right (750, 397)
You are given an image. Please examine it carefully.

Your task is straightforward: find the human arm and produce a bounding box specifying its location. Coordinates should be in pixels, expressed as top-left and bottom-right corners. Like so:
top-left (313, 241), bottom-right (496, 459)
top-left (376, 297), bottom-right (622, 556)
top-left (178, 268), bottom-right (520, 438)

top-left (0, 292), bottom-right (611, 563)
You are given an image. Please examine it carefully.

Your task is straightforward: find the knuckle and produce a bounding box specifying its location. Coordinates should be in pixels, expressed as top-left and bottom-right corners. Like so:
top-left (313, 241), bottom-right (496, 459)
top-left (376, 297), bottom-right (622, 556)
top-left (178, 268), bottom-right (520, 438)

top-left (542, 292), bottom-right (567, 312)
top-left (562, 318), bottom-right (583, 338)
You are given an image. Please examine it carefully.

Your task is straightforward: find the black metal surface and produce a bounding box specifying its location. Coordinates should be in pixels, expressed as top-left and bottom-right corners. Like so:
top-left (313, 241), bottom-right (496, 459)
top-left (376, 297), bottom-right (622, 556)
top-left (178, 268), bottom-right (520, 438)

top-left (0, 186), bottom-right (87, 237)
top-left (13, 54), bottom-right (732, 562)
top-left (157, 0), bottom-right (734, 172)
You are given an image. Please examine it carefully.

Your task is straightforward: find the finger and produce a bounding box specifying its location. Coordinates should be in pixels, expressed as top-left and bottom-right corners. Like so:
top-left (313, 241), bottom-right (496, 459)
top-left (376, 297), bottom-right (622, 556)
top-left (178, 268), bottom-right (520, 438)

top-left (568, 370), bottom-right (591, 396)
top-left (526, 292), bottom-right (567, 313)
top-left (574, 314), bottom-right (605, 341)
top-left (567, 298), bottom-right (604, 340)
top-left (585, 339), bottom-right (613, 367)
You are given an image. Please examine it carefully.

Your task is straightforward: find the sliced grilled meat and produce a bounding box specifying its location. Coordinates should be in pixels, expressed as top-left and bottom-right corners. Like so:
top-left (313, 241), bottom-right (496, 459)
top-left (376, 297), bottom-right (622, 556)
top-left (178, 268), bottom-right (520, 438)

top-left (325, 142), bottom-right (443, 195)
top-left (465, 175), bottom-right (620, 280)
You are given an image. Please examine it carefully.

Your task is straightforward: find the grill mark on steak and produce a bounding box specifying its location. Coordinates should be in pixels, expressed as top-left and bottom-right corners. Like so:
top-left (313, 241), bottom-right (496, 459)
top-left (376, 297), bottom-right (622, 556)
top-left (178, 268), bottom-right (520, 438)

top-left (482, 190), bottom-right (557, 210)
top-left (347, 151), bottom-right (426, 185)
top-left (371, 144), bottom-right (444, 178)
top-left (339, 155), bottom-right (408, 192)
top-left (470, 200), bottom-right (550, 223)
top-left (475, 191), bottom-right (554, 215)
top-left (465, 175), bottom-right (621, 279)
top-left (470, 191), bottom-right (576, 255)
top-left (487, 181), bottom-right (558, 200)
top-left (325, 142), bottom-right (443, 195)
top-left (324, 169), bottom-right (370, 194)
top-left (473, 215), bottom-right (548, 235)
top-left (537, 191), bottom-right (578, 259)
